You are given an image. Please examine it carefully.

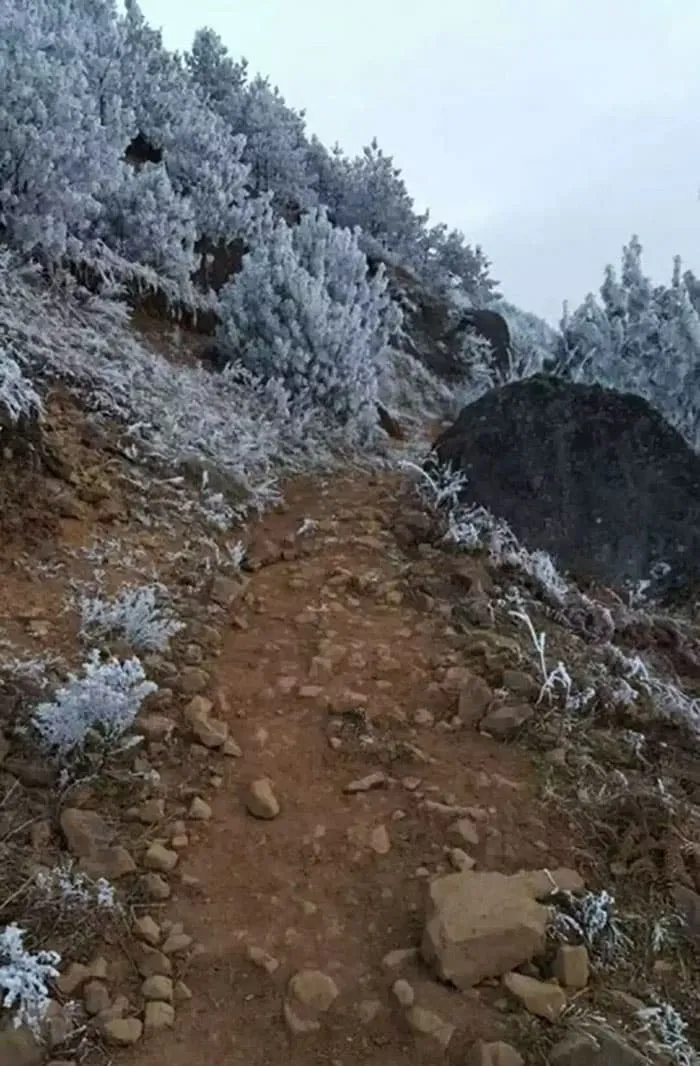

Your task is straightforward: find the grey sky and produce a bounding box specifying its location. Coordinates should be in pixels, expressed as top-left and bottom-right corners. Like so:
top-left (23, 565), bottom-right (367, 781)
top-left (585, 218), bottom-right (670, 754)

top-left (138, 0), bottom-right (700, 324)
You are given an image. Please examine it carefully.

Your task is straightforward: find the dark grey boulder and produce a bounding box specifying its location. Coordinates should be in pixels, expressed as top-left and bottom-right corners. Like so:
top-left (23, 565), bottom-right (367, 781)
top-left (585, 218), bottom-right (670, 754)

top-left (431, 375), bottom-right (700, 601)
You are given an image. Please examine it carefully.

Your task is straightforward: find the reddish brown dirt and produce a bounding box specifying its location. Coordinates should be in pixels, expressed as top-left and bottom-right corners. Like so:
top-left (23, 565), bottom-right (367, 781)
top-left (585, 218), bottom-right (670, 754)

top-left (117, 472), bottom-right (577, 1066)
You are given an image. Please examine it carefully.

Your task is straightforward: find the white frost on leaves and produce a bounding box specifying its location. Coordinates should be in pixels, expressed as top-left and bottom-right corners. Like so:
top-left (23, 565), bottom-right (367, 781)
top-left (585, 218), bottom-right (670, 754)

top-left (79, 584), bottom-right (183, 652)
top-left (31, 651), bottom-right (156, 758)
top-left (0, 924), bottom-right (60, 1033)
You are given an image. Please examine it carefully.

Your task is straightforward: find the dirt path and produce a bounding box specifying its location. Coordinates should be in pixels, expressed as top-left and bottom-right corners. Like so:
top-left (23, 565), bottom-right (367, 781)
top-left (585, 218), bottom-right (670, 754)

top-left (120, 469), bottom-right (577, 1066)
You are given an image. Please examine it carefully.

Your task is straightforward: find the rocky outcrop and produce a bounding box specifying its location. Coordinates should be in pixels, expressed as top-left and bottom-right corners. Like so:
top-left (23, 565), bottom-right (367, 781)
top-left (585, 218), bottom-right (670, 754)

top-left (432, 375), bottom-right (700, 600)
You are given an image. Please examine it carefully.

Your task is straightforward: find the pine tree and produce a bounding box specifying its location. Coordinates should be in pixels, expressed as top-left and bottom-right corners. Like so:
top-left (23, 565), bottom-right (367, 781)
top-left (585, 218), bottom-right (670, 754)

top-left (217, 209), bottom-right (402, 428)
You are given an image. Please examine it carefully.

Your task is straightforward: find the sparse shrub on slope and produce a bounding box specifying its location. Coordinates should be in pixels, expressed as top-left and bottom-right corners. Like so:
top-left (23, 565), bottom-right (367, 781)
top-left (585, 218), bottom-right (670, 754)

top-left (217, 208), bottom-right (402, 429)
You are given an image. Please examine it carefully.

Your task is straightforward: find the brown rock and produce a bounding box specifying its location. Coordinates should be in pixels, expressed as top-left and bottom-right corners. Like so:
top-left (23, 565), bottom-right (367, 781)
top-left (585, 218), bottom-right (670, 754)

top-left (0, 1026), bottom-right (42, 1066)
top-left (391, 979), bottom-right (415, 1007)
top-left (143, 842), bottom-right (178, 872)
top-left (141, 976), bottom-right (174, 1002)
top-left (138, 714), bottom-right (175, 742)
top-left (178, 668), bottom-right (209, 695)
top-left (188, 796), bottom-right (212, 821)
top-left (243, 778), bottom-right (280, 819)
top-left (284, 969), bottom-right (339, 1033)
top-left (343, 771), bottom-right (388, 793)
top-left (133, 915), bottom-right (161, 946)
top-left (457, 675), bottom-right (494, 725)
top-left (406, 1006), bottom-right (455, 1049)
top-left (554, 944), bottom-right (589, 990)
top-left (210, 574), bottom-right (247, 607)
top-left (421, 868), bottom-right (581, 989)
top-left (142, 872), bottom-right (171, 900)
top-left (56, 961), bottom-right (90, 996)
top-left (369, 824), bottom-right (391, 854)
top-left (144, 1001), bottom-right (175, 1031)
top-left (479, 703), bottom-right (535, 738)
top-left (60, 808), bottom-right (136, 880)
top-left (135, 945), bottom-right (172, 978)
top-left (503, 972), bottom-right (567, 1021)
top-left (83, 980), bottom-right (111, 1016)
top-left (446, 817), bottom-right (480, 847)
top-left (103, 1017), bottom-right (143, 1046)
top-left (246, 945), bottom-right (280, 974)
top-left (466, 1041), bottom-right (524, 1066)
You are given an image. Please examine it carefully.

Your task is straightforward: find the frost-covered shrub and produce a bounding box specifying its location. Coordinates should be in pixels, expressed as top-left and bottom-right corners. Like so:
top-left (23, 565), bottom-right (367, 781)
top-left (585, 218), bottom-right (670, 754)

top-left (32, 652), bottom-right (156, 758)
top-left (556, 236), bottom-right (700, 451)
top-left (217, 208), bottom-right (402, 427)
top-left (90, 164), bottom-right (198, 282)
top-left (79, 584), bottom-right (183, 651)
top-left (0, 351), bottom-right (42, 423)
top-left (35, 861), bottom-right (117, 914)
top-left (0, 924), bottom-right (60, 1033)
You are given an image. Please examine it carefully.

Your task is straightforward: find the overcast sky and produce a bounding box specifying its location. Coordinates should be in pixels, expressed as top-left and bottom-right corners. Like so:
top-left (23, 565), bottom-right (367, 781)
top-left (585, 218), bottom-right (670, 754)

top-left (138, 0), bottom-right (700, 324)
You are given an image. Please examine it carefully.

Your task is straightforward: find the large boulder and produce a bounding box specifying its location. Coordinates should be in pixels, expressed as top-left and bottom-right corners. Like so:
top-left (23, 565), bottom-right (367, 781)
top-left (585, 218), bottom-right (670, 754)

top-left (431, 375), bottom-right (700, 600)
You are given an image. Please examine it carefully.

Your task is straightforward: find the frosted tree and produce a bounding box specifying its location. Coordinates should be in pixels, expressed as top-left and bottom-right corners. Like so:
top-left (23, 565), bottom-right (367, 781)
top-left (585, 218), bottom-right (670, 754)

top-left (0, 0), bottom-right (122, 261)
top-left (120, 2), bottom-right (257, 248)
top-left (217, 208), bottom-right (402, 428)
top-left (557, 235), bottom-right (700, 450)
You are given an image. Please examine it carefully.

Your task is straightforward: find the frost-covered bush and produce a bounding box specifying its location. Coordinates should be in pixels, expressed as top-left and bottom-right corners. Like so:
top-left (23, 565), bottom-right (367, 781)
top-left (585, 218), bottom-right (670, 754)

top-left (0, 924), bottom-right (60, 1033)
top-left (90, 164), bottom-right (198, 282)
top-left (556, 236), bottom-right (700, 451)
top-left (32, 652), bottom-right (156, 758)
top-left (35, 861), bottom-right (117, 914)
top-left (0, 351), bottom-right (42, 423)
top-left (79, 584), bottom-right (183, 652)
top-left (217, 208), bottom-right (402, 427)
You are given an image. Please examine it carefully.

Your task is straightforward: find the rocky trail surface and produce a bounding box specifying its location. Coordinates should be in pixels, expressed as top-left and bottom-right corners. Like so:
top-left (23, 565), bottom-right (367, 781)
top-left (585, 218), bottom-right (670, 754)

top-left (117, 470), bottom-right (580, 1066)
top-left (2, 405), bottom-right (699, 1066)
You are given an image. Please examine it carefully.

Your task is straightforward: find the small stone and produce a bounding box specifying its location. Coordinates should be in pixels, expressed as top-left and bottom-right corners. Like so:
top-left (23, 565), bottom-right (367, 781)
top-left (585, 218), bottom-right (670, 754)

top-left (103, 1018), bottom-right (143, 1046)
top-left (382, 947), bottom-right (418, 970)
top-left (344, 771), bottom-right (387, 793)
top-left (446, 817), bottom-right (480, 847)
top-left (222, 737), bottom-right (243, 757)
top-left (391, 979), bottom-right (415, 1007)
top-left (503, 972), bottom-right (567, 1021)
top-left (174, 981), bottom-right (193, 1003)
top-left (143, 873), bottom-right (171, 900)
top-left (136, 945), bottom-right (172, 978)
top-left (554, 944), bottom-right (589, 990)
top-left (144, 1001), bottom-right (175, 1032)
top-left (162, 931), bottom-right (193, 954)
top-left (284, 969), bottom-right (339, 1033)
top-left (449, 847), bottom-right (476, 870)
top-left (188, 796), bottom-right (212, 821)
top-left (83, 980), bottom-right (111, 1016)
top-left (138, 713), bottom-right (175, 742)
top-left (369, 824), bottom-right (391, 854)
top-left (243, 778), bottom-right (280, 819)
top-left (56, 961), bottom-right (90, 996)
top-left (133, 915), bottom-right (161, 946)
top-left (143, 842), bottom-right (179, 872)
top-left (87, 956), bottom-right (110, 980)
top-left (406, 1006), bottom-right (455, 1049)
top-left (137, 799), bottom-right (165, 824)
top-left (479, 704), bottom-right (534, 738)
top-left (357, 999), bottom-right (382, 1024)
top-left (246, 945), bottom-right (279, 974)
top-left (466, 1040), bottom-right (525, 1066)
top-left (178, 668), bottom-right (209, 695)
top-left (413, 707), bottom-right (434, 726)
top-left (191, 715), bottom-right (228, 749)
top-left (0, 1027), bottom-right (42, 1066)
top-left (457, 675), bottom-right (494, 726)
top-left (141, 976), bottom-right (173, 1002)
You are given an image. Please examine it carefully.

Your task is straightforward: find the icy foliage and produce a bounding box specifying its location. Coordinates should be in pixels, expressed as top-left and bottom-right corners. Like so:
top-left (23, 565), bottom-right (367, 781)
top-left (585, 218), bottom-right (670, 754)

top-left (79, 584), bottom-right (184, 652)
top-left (217, 208), bottom-right (402, 428)
top-left (557, 236), bottom-right (700, 451)
top-left (553, 890), bottom-right (628, 968)
top-left (0, 350), bottom-right (42, 422)
top-left (0, 924), bottom-right (60, 1033)
top-left (32, 651), bottom-right (156, 758)
top-left (35, 861), bottom-right (117, 914)
top-left (637, 1004), bottom-right (698, 1066)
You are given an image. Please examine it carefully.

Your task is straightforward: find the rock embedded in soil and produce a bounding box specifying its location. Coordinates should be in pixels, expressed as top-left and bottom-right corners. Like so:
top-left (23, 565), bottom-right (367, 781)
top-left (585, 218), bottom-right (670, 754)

top-left (502, 972), bottom-right (567, 1021)
top-left (142, 976), bottom-right (174, 1002)
top-left (83, 980), bottom-right (111, 1016)
top-left (554, 944), bottom-right (589, 990)
top-left (406, 1005), bottom-right (455, 1049)
top-left (391, 979), bottom-right (415, 1007)
top-left (144, 1001), bottom-right (175, 1031)
top-left (143, 842), bottom-right (179, 872)
top-left (466, 1041), bottom-right (524, 1066)
top-left (284, 969), bottom-right (339, 1033)
top-left (133, 915), bottom-right (161, 946)
top-left (479, 703), bottom-right (535, 738)
top-left (0, 1026), bottom-right (42, 1066)
top-left (548, 1025), bottom-right (653, 1066)
top-left (103, 1017), bottom-right (143, 1046)
top-left (188, 796), bottom-right (212, 820)
top-left (243, 778), bottom-right (280, 819)
top-left (246, 945), bottom-right (280, 974)
top-left (60, 808), bottom-right (136, 880)
top-left (422, 867), bottom-right (582, 988)
top-left (457, 674), bottom-right (494, 726)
